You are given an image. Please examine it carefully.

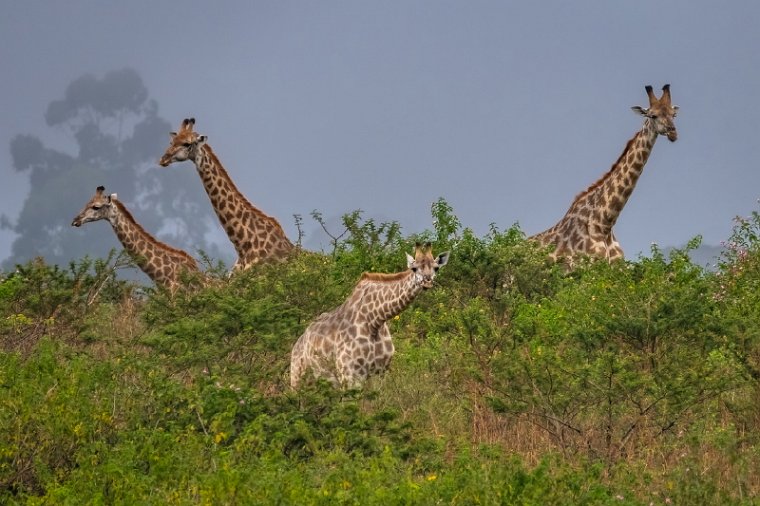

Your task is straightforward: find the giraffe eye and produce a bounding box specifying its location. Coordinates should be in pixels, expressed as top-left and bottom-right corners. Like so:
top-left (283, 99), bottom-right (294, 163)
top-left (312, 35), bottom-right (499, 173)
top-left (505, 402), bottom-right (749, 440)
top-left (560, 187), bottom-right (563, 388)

top-left (434, 266), bottom-right (439, 272)
top-left (411, 267), bottom-right (418, 273)
top-left (91, 205), bottom-right (101, 210)
top-left (182, 142), bottom-right (192, 148)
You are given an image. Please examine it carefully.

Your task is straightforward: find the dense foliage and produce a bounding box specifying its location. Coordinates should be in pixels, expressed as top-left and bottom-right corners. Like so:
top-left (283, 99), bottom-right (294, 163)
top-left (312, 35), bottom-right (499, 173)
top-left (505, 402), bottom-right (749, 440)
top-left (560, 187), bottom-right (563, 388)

top-left (2, 199), bottom-right (760, 504)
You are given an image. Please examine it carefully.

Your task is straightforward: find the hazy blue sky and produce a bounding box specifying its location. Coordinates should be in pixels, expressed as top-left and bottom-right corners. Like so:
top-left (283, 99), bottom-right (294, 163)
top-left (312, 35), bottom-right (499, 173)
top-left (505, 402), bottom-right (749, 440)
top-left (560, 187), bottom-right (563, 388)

top-left (2, 1), bottom-right (759, 264)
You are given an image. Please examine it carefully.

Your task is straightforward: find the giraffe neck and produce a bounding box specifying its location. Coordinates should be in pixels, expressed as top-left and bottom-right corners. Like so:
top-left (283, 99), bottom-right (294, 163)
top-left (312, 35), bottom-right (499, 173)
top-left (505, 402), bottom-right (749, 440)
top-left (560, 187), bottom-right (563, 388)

top-left (582, 120), bottom-right (658, 232)
top-left (192, 143), bottom-right (290, 258)
top-left (108, 201), bottom-right (163, 273)
top-left (354, 271), bottom-right (422, 329)
top-left (193, 144), bottom-right (252, 220)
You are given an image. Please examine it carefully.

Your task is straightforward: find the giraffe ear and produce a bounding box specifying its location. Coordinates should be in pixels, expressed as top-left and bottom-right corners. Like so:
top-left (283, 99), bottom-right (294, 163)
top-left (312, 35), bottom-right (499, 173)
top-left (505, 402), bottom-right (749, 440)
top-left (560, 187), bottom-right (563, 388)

top-left (406, 253), bottom-right (416, 269)
top-left (436, 251), bottom-right (450, 267)
top-left (197, 135), bottom-right (208, 145)
top-left (672, 105), bottom-right (679, 117)
top-left (631, 106), bottom-right (649, 117)
top-left (108, 193), bottom-right (118, 203)
top-left (169, 132), bottom-right (177, 139)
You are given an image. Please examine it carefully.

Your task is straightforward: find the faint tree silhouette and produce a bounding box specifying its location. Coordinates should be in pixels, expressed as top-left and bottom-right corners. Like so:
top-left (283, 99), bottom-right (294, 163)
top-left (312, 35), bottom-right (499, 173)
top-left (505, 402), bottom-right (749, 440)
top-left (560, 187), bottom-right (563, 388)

top-left (2, 68), bottom-right (226, 272)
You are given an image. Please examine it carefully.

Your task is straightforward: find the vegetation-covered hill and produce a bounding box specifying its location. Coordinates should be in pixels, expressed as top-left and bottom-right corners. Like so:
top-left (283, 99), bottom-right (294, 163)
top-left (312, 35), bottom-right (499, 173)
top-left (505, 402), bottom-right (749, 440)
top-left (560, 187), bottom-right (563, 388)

top-left (2, 200), bottom-right (760, 505)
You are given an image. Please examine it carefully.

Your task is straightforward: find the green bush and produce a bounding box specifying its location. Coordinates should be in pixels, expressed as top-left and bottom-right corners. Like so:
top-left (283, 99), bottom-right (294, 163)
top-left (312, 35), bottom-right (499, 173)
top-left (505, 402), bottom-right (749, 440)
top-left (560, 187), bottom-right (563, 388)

top-left (3, 200), bottom-right (760, 504)
top-left (482, 242), bottom-right (740, 463)
top-left (0, 253), bottom-right (135, 351)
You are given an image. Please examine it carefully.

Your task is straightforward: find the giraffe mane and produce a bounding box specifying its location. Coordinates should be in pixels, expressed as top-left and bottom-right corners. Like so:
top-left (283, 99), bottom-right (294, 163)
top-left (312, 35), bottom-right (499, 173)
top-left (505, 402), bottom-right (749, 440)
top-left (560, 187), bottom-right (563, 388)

top-left (571, 134), bottom-right (638, 202)
top-left (112, 200), bottom-right (198, 264)
top-left (359, 270), bottom-right (411, 283)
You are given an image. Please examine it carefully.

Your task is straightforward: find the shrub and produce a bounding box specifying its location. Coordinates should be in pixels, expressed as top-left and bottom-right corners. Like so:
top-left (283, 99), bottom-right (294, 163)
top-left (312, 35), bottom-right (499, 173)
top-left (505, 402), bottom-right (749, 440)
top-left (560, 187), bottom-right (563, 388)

top-left (4, 200), bottom-right (760, 503)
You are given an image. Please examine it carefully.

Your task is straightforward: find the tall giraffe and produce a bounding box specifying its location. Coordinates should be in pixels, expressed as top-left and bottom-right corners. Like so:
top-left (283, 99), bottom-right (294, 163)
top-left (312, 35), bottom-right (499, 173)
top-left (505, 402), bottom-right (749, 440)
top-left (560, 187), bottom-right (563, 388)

top-left (159, 118), bottom-right (293, 271)
top-left (71, 186), bottom-right (202, 292)
top-left (531, 84), bottom-right (679, 262)
top-left (290, 243), bottom-right (450, 388)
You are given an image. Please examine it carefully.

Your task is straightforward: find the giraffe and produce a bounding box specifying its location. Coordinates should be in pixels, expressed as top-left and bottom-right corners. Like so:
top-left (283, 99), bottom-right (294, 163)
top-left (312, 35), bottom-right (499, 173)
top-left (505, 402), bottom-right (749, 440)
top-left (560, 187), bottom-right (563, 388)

top-left (159, 118), bottom-right (294, 271)
top-left (290, 243), bottom-right (450, 388)
top-left (71, 186), bottom-right (202, 293)
top-left (530, 84), bottom-right (679, 263)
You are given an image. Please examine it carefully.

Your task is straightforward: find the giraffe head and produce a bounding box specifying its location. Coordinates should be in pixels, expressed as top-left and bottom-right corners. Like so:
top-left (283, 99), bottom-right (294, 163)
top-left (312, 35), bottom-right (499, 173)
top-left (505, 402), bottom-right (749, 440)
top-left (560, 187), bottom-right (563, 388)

top-left (158, 117), bottom-right (207, 167)
top-left (71, 186), bottom-right (118, 227)
top-left (405, 242), bottom-right (450, 289)
top-left (631, 84), bottom-right (679, 142)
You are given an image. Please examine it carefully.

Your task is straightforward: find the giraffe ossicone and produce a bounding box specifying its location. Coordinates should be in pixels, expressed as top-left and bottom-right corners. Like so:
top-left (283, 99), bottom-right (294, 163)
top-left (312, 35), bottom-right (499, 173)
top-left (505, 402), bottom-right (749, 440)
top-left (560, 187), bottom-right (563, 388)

top-left (159, 117), bottom-right (294, 271)
top-left (290, 242), bottom-right (450, 389)
top-left (530, 84), bottom-right (679, 263)
top-left (71, 185), bottom-right (202, 293)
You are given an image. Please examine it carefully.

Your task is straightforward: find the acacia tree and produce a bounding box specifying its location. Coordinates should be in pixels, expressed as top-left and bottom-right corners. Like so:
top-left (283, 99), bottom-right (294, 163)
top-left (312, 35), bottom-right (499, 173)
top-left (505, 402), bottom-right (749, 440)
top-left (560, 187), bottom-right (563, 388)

top-left (2, 68), bottom-right (225, 272)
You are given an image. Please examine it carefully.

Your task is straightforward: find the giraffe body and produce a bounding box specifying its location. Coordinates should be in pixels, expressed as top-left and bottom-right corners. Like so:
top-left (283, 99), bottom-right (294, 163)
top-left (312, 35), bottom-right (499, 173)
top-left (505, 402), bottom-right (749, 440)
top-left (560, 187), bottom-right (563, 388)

top-left (71, 186), bottom-right (201, 292)
top-left (290, 244), bottom-right (449, 388)
top-left (159, 118), bottom-right (293, 271)
top-left (531, 85), bottom-right (679, 263)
